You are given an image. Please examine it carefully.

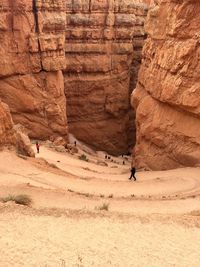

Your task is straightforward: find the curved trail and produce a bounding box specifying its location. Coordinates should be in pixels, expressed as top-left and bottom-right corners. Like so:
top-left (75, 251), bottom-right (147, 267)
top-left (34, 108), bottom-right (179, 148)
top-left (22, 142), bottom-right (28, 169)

top-left (0, 147), bottom-right (200, 266)
top-left (0, 147), bottom-right (200, 214)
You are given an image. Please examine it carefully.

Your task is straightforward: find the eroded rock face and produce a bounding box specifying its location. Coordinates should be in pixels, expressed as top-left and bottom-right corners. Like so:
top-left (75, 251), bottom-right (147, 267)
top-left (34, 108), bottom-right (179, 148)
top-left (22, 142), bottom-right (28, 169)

top-left (132, 0), bottom-right (200, 170)
top-left (0, 100), bottom-right (35, 157)
top-left (0, 0), bottom-right (68, 141)
top-left (65, 0), bottom-right (149, 155)
top-left (0, 100), bottom-right (16, 146)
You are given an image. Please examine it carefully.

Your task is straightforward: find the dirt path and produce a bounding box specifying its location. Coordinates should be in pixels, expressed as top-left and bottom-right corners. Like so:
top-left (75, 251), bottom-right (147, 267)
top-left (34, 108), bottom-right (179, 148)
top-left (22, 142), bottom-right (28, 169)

top-left (0, 146), bottom-right (200, 266)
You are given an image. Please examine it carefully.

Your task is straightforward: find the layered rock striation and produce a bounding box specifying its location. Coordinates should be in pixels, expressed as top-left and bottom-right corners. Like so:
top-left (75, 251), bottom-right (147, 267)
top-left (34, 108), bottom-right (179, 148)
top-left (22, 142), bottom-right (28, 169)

top-left (65, 0), bottom-right (149, 154)
top-left (0, 0), bottom-right (68, 141)
top-left (132, 0), bottom-right (200, 170)
top-left (0, 0), bottom-right (150, 153)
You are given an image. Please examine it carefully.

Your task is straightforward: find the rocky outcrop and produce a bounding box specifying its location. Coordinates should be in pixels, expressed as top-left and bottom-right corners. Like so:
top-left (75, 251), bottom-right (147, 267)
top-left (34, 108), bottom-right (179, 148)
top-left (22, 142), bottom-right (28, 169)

top-left (0, 100), bottom-right (16, 147)
top-left (132, 0), bottom-right (200, 170)
top-left (65, 0), bottom-right (149, 155)
top-left (0, 100), bottom-right (35, 157)
top-left (0, 0), bottom-right (68, 141)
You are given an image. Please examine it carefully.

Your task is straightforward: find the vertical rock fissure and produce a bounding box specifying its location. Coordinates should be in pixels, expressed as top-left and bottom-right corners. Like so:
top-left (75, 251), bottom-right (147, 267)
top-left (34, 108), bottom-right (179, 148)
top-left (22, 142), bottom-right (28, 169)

top-left (8, 0), bottom-right (14, 32)
top-left (32, 0), bottom-right (44, 71)
top-left (32, 0), bottom-right (39, 33)
top-left (89, 0), bottom-right (92, 13)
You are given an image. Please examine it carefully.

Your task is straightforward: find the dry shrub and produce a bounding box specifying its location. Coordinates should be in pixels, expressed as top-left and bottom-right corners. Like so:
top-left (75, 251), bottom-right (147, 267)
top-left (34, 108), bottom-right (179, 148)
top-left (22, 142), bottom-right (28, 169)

top-left (96, 202), bottom-right (109, 211)
top-left (0, 194), bottom-right (32, 206)
top-left (79, 154), bottom-right (89, 162)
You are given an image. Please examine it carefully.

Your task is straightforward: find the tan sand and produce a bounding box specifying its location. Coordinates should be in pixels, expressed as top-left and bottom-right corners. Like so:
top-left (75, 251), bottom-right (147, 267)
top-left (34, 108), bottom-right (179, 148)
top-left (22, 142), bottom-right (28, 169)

top-left (0, 145), bottom-right (200, 266)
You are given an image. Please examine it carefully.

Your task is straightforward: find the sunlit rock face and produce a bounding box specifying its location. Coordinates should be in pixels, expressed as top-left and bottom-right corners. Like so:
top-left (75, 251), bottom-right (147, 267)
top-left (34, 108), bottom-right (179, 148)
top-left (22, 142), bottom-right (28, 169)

top-left (65, 0), bottom-right (149, 155)
top-left (0, 0), bottom-right (68, 141)
top-left (132, 0), bottom-right (200, 170)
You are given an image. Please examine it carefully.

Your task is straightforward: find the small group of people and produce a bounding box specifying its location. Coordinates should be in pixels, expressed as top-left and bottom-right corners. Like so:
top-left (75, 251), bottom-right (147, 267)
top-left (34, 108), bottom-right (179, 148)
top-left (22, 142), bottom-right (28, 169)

top-left (35, 140), bottom-right (137, 181)
top-left (105, 154), bottom-right (137, 181)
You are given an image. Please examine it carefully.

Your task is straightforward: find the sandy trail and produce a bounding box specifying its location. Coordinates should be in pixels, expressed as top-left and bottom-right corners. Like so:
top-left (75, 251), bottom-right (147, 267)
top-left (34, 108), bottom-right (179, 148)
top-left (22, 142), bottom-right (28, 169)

top-left (0, 206), bottom-right (200, 267)
top-left (0, 146), bottom-right (200, 266)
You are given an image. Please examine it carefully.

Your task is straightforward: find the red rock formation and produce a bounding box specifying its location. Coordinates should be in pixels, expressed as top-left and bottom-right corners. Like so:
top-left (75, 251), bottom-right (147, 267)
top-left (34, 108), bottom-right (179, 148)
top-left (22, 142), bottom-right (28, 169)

top-left (65, 0), bottom-right (149, 154)
top-left (0, 99), bottom-right (35, 157)
top-left (0, 0), bottom-right (68, 141)
top-left (0, 100), bottom-right (16, 146)
top-left (132, 0), bottom-right (200, 170)
top-left (0, 0), bottom-right (151, 153)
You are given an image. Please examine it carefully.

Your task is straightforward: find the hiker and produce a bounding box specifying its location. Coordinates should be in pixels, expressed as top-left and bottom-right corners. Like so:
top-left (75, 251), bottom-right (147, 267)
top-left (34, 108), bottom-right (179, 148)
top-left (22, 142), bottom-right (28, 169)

top-left (123, 161), bottom-right (125, 165)
top-left (129, 166), bottom-right (136, 181)
top-left (74, 141), bottom-right (77, 147)
top-left (36, 141), bottom-right (40, 154)
top-left (105, 155), bottom-right (107, 159)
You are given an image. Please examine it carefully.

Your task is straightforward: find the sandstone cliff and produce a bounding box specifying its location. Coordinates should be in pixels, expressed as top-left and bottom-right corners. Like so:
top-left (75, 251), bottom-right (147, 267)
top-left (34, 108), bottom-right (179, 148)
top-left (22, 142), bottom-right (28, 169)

top-left (0, 0), bottom-right (68, 141)
top-left (132, 0), bottom-right (200, 170)
top-left (65, 0), bottom-right (149, 154)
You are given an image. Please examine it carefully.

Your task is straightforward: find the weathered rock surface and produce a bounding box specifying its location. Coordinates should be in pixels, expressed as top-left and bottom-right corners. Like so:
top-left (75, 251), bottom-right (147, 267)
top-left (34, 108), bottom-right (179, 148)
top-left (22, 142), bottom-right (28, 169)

top-left (0, 100), bottom-right (16, 147)
top-left (0, 0), bottom-right (68, 141)
top-left (15, 130), bottom-right (35, 158)
top-left (65, 0), bottom-right (149, 155)
top-left (132, 0), bottom-right (200, 170)
top-left (0, 100), bottom-right (35, 157)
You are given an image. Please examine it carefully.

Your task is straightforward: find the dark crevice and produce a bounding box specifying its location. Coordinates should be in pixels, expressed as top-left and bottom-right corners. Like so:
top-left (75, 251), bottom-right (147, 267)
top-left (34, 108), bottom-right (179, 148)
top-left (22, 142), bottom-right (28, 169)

top-left (8, 0), bottom-right (14, 32)
top-left (32, 0), bottom-right (39, 33)
top-left (89, 0), bottom-right (92, 13)
top-left (32, 0), bottom-right (44, 71)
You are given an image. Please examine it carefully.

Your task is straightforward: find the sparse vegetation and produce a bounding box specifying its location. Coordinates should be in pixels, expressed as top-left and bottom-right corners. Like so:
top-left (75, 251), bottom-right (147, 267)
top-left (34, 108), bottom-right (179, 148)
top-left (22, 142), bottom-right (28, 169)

top-left (81, 193), bottom-right (91, 197)
top-left (77, 255), bottom-right (84, 267)
top-left (17, 154), bottom-right (28, 160)
top-left (67, 189), bottom-right (93, 198)
top-left (79, 154), bottom-right (89, 162)
top-left (68, 189), bottom-right (74, 193)
top-left (100, 194), bottom-right (104, 198)
top-left (49, 163), bottom-right (58, 169)
top-left (0, 194), bottom-right (32, 206)
top-left (108, 194), bottom-right (113, 198)
top-left (96, 202), bottom-right (109, 211)
top-left (77, 192), bottom-right (92, 198)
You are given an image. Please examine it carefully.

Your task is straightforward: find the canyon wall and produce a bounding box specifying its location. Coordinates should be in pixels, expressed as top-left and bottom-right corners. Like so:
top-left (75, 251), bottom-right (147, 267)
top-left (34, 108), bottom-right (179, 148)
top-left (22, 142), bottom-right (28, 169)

top-left (65, 0), bottom-right (149, 154)
top-left (0, 0), bottom-right (149, 153)
top-left (132, 0), bottom-right (200, 170)
top-left (0, 0), bottom-right (68, 141)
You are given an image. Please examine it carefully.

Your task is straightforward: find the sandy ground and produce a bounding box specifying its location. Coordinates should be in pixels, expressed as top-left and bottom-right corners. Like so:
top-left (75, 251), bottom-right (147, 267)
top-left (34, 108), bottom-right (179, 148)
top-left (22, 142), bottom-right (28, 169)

top-left (0, 144), bottom-right (200, 266)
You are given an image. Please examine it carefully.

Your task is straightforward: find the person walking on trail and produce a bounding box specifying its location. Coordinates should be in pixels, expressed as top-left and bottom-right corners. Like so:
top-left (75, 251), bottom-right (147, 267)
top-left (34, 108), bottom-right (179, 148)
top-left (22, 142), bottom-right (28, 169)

top-left (129, 166), bottom-right (136, 181)
top-left (36, 141), bottom-right (40, 154)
